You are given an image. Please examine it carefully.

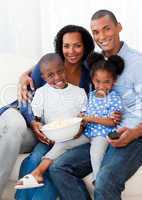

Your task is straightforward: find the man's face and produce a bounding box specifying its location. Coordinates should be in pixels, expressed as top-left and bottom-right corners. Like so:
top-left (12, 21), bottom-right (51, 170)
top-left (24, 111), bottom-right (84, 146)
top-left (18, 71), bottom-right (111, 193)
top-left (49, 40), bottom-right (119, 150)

top-left (90, 15), bottom-right (122, 57)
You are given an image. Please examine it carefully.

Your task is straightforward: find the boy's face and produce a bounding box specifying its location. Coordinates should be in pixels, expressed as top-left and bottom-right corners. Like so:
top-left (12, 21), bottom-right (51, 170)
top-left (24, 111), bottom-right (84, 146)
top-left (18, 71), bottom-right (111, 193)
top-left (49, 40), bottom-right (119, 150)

top-left (40, 60), bottom-right (67, 89)
top-left (90, 15), bottom-right (122, 57)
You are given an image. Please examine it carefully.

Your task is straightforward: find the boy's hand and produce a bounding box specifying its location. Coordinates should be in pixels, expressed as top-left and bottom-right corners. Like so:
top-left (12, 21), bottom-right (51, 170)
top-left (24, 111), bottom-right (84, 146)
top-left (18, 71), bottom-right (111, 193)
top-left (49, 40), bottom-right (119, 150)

top-left (73, 123), bottom-right (84, 139)
top-left (31, 121), bottom-right (54, 144)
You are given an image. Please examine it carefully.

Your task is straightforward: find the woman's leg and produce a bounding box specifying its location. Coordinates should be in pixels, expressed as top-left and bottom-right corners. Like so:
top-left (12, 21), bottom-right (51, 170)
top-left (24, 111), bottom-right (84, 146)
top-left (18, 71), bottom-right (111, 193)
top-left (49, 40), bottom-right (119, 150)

top-left (49, 143), bottom-right (92, 200)
top-left (15, 142), bottom-right (58, 200)
top-left (0, 108), bottom-right (36, 197)
top-left (94, 138), bottom-right (142, 200)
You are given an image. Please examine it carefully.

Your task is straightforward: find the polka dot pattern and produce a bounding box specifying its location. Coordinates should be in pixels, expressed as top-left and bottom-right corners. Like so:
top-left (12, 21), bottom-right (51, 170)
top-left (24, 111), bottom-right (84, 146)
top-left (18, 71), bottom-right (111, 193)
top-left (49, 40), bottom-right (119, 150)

top-left (84, 90), bottom-right (122, 138)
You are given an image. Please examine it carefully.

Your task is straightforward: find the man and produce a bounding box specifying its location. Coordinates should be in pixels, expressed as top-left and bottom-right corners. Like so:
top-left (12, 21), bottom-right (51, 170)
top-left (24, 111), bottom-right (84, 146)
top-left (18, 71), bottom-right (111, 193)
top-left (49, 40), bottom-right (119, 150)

top-left (49, 10), bottom-right (142, 200)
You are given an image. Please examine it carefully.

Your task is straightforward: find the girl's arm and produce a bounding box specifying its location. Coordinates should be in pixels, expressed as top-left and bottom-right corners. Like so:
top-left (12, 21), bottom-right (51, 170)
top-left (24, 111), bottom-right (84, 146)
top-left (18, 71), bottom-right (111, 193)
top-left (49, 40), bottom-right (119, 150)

top-left (83, 115), bottom-right (116, 126)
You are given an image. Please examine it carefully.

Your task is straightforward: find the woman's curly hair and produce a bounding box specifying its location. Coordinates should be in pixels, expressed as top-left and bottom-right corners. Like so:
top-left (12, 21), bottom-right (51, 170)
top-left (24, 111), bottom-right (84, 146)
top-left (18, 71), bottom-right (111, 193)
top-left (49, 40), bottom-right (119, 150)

top-left (54, 25), bottom-right (94, 61)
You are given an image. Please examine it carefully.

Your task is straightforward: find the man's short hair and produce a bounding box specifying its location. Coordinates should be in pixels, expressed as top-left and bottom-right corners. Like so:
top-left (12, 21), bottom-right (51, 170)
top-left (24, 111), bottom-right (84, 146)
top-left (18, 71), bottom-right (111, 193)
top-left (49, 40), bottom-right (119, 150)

top-left (91, 9), bottom-right (118, 25)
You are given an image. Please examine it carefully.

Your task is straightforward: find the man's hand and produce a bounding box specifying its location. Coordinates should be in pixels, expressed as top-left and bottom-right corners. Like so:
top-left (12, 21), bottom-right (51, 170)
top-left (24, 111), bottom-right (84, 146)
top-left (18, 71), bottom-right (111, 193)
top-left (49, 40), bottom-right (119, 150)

top-left (107, 127), bottom-right (136, 147)
top-left (31, 121), bottom-right (54, 144)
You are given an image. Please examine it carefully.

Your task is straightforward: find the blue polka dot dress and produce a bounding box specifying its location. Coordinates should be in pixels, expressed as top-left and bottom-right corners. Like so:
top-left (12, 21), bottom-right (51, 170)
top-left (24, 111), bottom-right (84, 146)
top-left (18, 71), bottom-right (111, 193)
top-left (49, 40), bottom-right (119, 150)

top-left (84, 90), bottom-right (123, 138)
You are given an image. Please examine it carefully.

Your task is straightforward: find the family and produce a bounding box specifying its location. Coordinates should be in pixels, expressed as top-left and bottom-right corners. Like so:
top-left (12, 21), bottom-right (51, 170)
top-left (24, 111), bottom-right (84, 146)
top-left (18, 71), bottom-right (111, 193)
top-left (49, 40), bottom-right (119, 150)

top-left (0, 9), bottom-right (142, 200)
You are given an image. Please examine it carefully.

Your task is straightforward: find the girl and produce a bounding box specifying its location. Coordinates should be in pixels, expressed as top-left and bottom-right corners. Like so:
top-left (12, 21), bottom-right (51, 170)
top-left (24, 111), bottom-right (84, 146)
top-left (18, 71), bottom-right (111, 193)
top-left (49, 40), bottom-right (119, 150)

top-left (82, 54), bottom-right (124, 183)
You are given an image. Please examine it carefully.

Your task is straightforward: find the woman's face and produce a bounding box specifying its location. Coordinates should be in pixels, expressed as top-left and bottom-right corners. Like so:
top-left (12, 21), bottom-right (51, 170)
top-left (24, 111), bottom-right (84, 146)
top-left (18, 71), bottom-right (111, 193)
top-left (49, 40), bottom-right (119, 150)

top-left (62, 32), bottom-right (84, 64)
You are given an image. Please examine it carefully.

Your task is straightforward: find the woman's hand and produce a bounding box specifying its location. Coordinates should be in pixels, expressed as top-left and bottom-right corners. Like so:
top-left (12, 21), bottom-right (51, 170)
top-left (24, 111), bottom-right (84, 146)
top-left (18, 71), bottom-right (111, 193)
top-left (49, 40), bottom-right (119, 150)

top-left (31, 121), bottom-right (54, 145)
top-left (18, 72), bottom-right (34, 102)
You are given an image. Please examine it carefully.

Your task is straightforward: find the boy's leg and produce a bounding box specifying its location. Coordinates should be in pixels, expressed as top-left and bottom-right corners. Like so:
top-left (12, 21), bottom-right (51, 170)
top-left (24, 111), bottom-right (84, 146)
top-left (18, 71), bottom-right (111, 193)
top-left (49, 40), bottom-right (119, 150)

top-left (15, 142), bottom-right (58, 200)
top-left (45, 134), bottom-right (89, 160)
top-left (90, 136), bottom-right (108, 182)
top-left (29, 135), bottom-right (89, 180)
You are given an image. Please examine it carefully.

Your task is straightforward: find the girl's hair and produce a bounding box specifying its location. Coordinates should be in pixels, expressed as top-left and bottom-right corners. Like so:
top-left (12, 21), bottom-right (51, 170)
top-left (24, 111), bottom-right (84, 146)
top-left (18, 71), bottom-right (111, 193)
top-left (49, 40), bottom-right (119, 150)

top-left (54, 25), bottom-right (94, 61)
top-left (90, 53), bottom-right (124, 80)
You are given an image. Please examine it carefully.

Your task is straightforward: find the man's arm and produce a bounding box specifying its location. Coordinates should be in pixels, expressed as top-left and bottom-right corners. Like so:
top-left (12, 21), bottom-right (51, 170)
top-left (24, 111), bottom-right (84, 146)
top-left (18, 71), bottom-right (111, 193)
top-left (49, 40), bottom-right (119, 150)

top-left (107, 124), bottom-right (142, 147)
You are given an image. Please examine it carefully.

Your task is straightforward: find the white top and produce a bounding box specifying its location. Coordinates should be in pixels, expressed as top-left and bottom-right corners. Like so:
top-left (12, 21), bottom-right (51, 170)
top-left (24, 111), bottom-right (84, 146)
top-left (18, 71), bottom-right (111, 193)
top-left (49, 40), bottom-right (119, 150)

top-left (31, 83), bottom-right (87, 123)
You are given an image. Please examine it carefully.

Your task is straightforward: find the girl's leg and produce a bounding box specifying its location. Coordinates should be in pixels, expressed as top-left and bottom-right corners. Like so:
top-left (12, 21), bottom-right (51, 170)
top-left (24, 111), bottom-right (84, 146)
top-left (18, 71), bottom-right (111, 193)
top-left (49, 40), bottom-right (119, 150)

top-left (90, 136), bottom-right (108, 182)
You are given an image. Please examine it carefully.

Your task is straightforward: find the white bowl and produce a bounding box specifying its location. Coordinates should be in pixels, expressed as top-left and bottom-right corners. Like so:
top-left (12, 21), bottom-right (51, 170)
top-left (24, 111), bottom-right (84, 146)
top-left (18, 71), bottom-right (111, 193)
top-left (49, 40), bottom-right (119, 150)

top-left (41, 117), bottom-right (82, 142)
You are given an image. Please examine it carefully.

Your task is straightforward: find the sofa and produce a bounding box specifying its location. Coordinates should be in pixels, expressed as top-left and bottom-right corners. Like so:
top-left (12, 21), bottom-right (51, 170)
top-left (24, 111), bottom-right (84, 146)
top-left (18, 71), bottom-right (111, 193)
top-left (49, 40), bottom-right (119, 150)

top-left (1, 54), bottom-right (142, 200)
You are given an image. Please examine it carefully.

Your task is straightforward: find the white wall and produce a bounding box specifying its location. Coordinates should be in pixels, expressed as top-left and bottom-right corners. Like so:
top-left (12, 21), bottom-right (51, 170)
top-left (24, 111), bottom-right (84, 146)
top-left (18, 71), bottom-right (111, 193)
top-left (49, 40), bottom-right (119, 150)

top-left (0, 0), bottom-right (142, 106)
top-left (40, 0), bottom-right (142, 54)
top-left (0, 0), bottom-right (41, 61)
top-left (1, 0), bottom-right (142, 60)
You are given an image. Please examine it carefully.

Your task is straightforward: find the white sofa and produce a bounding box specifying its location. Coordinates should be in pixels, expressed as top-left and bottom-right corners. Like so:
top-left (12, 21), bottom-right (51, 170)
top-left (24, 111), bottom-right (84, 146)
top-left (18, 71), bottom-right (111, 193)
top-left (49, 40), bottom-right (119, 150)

top-left (1, 54), bottom-right (142, 200)
top-left (9, 154), bottom-right (142, 200)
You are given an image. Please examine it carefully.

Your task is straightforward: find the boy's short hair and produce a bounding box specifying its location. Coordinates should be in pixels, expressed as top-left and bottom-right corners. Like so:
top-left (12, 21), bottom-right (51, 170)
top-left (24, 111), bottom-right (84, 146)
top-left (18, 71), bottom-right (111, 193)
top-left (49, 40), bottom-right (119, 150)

top-left (38, 53), bottom-right (63, 67)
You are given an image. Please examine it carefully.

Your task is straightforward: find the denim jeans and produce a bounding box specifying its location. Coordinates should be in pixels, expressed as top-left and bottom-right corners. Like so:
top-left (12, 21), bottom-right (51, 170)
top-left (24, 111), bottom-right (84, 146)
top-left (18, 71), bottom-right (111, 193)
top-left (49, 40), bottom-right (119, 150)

top-left (49, 143), bottom-right (92, 200)
top-left (15, 142), bottom-right (58, 200)
top-left (94, 137), bottom-right (142, 200)
top-left (49, 138), bottom-right (142, 200)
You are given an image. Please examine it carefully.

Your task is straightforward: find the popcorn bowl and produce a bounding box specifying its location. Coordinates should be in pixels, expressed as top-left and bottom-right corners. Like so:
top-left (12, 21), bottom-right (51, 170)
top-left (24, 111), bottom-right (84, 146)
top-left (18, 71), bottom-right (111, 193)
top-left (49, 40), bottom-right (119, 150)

top-left (41, 117), bottom-right (82, 142)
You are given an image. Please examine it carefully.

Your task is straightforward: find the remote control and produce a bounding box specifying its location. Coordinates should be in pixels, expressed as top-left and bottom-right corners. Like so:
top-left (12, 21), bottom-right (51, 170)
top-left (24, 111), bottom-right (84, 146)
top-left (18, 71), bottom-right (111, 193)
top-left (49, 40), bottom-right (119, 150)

top-left (108, 131), bottom-right (120, 140)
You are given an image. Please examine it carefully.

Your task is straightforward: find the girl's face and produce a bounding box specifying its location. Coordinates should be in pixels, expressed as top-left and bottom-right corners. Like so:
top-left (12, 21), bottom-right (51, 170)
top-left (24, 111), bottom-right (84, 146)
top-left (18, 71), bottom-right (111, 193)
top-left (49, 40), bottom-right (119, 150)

top-left (92, 69), bottom-right (115, 96)
top-left (40, 59), bottom-right (66, 89)
top-left (63, 32), bottom-right (84, 64)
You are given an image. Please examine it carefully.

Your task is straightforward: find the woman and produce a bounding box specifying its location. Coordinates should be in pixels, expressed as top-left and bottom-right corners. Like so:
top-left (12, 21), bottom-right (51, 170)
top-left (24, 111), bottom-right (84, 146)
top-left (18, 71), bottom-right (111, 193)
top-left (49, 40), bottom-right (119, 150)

top-left (15, 24), bottom-right (94, 200)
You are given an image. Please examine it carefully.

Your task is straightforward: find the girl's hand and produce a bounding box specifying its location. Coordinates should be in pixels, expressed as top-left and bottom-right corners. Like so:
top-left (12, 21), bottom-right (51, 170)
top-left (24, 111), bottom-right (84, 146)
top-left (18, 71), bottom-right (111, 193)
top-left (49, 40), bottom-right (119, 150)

top-left (31, 121), bottom-right (54, 144)
top-left (18, 73), bottom-right (34, 102)
top-left (110, 111), bottom-right (122, 124)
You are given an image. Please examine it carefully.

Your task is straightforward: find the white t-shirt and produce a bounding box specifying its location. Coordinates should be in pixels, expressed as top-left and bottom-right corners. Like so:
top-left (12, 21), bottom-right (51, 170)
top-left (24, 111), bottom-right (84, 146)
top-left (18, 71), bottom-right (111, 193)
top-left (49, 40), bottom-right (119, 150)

top-left (31, 83), bottom-right (87, 123)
